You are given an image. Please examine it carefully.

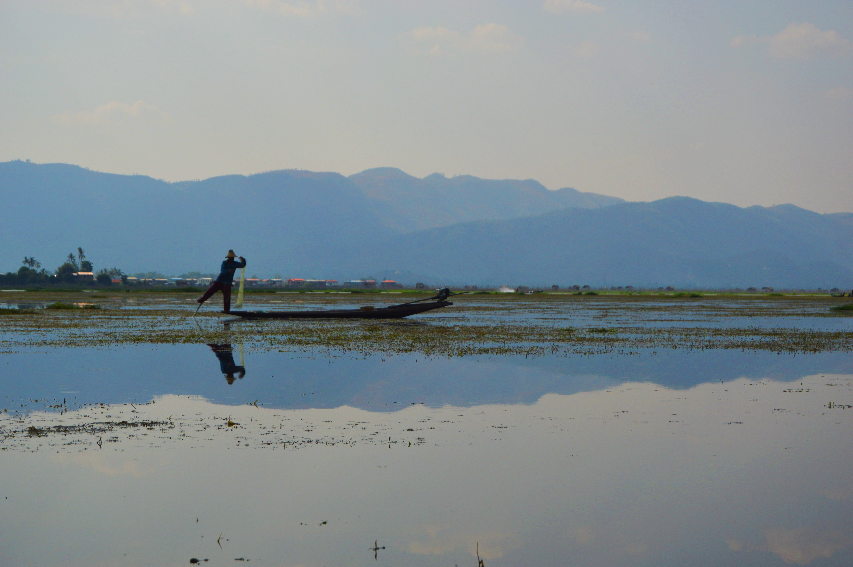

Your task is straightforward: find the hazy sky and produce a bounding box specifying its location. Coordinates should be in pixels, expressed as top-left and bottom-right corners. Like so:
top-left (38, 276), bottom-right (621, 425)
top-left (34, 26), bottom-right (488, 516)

top-left (2, 0), bottom-right (851, 212)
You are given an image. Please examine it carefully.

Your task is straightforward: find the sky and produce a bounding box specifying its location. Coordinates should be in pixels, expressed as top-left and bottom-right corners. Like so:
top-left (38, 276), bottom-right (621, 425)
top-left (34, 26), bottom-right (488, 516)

top-left (1, 0), bottom-right (851, 213)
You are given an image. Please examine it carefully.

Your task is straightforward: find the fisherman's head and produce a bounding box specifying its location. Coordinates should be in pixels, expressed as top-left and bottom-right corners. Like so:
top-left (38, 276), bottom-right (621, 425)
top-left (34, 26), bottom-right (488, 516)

top-left (225, 250), bottom-right (237, 258)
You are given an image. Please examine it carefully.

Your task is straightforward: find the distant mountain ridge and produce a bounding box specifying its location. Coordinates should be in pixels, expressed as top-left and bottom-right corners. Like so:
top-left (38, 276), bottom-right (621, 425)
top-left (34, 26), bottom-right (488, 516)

top-left (348, 167), bottom-right (623, 232)
top-left (352, 197), bottom-right (853, 288)
top-left (1, 160), bottom-right (851, 288)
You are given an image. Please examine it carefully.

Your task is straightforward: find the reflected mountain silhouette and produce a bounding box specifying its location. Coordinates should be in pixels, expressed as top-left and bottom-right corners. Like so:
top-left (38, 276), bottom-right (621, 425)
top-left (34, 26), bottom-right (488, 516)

top-left (4, 344), bottom-right (850, 412)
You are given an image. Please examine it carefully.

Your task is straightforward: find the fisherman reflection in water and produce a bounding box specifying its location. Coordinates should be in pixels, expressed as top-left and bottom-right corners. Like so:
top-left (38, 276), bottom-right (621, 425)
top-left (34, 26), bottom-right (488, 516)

top-left (207, 343), bottom-right (245, 385)
top-left (197, 249), bottom-right (246, 313)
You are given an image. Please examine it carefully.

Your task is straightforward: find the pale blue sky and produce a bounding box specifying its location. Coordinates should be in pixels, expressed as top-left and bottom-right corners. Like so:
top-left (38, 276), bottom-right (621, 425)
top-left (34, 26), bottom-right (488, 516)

top-left (2, 0), bottom-right (851, 212)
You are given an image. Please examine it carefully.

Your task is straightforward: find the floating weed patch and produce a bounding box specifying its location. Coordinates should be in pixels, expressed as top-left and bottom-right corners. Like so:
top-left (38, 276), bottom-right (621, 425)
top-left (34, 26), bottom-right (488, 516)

top-left (2, 292), bottom-right (851, 357)
top-left (45, 302), bottom-right (101, 310)
top-left (45, 302), bottom-right (78, 309)
top-left (0, 308), bottom-right (37, 315)
top-left (830, 303), bottom-right (853, 312)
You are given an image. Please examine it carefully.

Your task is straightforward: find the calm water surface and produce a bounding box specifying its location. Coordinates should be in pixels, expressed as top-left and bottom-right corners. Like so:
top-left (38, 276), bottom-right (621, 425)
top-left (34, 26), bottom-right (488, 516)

top-left (1, 299), bottom-right (851, 566)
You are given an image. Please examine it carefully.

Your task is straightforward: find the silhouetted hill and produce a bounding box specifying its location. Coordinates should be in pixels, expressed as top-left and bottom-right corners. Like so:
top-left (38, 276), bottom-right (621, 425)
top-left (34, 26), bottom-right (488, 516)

top-left (2, 161), bottom-right (851, 288)
top-left (0, 161), bottom-right (392, 275)
top-left (354, 197), bottom-right (853, 288)
top-left (349, 167), bottom-right (623, 232)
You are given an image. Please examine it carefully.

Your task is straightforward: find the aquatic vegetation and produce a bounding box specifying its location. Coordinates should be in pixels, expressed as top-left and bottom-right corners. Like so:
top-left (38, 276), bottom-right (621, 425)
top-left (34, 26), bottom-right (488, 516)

top-left (0, 308), bottom-right (37, 315)
top-left (45, 302), bottom-right (77, 309)
top-left (830, 303), bottom-right (853, 312)
top-left (0, 290), bottom-right (849, 358)
top-left (45, 301), bottom-right (101, 310)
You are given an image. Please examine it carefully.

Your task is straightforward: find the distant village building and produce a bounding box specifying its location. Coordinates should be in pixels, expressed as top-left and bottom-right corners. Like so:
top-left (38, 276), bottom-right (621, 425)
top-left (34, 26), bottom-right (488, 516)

top-left (380, 280), bottom-right (398, 289)
top-left (286, 278), bottom-right (305, 288)
top-left (73, 272), bottom-right (94, 281)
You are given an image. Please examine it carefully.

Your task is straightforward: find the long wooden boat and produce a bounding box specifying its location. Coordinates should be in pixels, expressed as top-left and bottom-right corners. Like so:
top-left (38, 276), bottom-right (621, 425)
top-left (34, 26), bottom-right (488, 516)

top-left (227, 300), bottom-right (453, 320)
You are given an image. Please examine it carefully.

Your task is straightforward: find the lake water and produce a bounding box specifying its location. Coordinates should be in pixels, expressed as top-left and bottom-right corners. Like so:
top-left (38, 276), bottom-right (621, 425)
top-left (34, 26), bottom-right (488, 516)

top-left (1, 295), bottom-right (851, 566)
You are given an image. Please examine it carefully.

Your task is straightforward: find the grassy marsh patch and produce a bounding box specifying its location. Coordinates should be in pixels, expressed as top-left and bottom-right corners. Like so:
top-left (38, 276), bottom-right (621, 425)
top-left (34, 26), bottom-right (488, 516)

top-left (45, 302), bottom-right (101, 310)
top-left (0, 308), bottom-right (37, 315)
top-left (1, 292), bottom-right (850, 357)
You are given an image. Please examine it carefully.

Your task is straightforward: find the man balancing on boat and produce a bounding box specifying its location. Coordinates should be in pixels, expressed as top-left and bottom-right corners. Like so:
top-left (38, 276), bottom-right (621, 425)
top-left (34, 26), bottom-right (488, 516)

top-left (197, 250), bottom-right (245, 313)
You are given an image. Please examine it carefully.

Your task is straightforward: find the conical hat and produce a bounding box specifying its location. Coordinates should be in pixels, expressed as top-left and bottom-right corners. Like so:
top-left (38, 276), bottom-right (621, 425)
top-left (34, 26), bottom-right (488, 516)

top-left (225, 250), bottom-right (237, 258)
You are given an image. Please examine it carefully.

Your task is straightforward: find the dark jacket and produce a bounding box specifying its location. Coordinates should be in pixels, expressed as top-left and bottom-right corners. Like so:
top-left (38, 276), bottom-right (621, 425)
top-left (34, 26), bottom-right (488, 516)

top-left (216, 258), bottom-right (246, 285)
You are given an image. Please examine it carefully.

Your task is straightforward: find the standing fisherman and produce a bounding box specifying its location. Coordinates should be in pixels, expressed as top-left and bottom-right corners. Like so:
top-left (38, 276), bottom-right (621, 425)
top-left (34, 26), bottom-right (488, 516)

top-left (197, 250), bottom-right (246, 313)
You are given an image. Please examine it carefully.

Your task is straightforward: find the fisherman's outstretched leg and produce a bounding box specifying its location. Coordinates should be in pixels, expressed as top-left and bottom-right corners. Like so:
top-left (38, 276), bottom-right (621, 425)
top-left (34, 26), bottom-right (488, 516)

top-left (198, 282), bottom-right (224, 304)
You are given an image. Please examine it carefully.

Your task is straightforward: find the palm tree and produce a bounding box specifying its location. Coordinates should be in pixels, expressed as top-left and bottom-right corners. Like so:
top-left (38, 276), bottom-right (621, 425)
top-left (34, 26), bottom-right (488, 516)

top-left (22, 257), bottom-right (41, 269)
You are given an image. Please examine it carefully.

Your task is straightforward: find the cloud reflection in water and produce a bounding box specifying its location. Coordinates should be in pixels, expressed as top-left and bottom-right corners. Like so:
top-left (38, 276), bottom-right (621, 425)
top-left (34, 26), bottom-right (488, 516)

top-left (2, 372), bottom-right (851, 566)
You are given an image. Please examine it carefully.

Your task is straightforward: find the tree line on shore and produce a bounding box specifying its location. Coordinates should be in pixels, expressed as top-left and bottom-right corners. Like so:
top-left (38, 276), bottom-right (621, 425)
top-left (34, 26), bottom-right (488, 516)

top-left (1, 248), bottom-right (126, 287)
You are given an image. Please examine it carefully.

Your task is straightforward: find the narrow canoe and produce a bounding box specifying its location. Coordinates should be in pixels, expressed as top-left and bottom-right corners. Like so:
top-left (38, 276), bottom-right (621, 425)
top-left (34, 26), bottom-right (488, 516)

top-left (226, 300), bottom-right (453, 320)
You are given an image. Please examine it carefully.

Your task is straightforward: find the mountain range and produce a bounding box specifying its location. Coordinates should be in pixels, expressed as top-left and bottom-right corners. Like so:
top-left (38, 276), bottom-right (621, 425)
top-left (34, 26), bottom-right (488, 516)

top-left (2, 160), bottom-right (851, 288)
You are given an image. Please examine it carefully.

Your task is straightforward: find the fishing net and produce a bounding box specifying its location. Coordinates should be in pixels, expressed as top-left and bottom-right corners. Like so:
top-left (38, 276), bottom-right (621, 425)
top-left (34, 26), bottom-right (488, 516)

top-left (235, 267), bottom-right (245, 309)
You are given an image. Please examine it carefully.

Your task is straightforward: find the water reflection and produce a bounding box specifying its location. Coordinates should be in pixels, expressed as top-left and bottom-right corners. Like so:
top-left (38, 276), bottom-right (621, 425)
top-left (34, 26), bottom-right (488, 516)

top-left (2, 342), bottom-right (851, 414)
top-left (2, 373), bottom-right (851, 566)
top-left (207, 343), bottom-right (246, 384)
